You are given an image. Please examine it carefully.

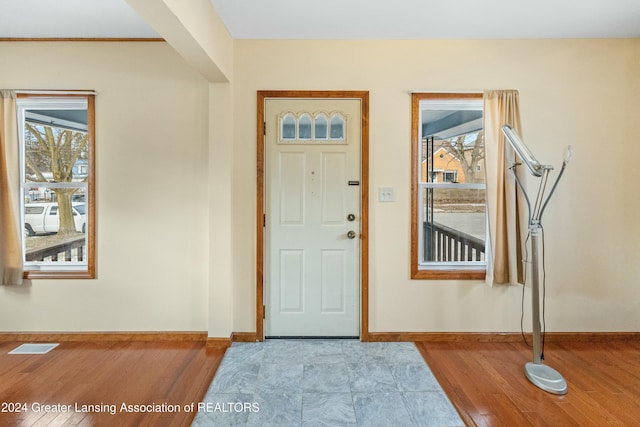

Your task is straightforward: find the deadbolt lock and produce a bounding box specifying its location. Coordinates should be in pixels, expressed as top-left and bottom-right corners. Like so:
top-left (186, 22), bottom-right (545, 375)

top-left (347, 213), bottom-right (356, 222)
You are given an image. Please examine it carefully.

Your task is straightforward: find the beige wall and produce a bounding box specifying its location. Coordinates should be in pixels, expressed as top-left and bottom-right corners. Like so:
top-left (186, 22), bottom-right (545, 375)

top-left (233, 39), bottom-right (640, 333)
top-left (1, 38), bottom-right (638, 335)
top-left (0, 42), bottom-right (211, 331)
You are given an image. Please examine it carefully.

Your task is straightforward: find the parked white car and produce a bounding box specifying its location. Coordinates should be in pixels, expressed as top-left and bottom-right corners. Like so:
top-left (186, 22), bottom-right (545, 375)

top-left (24, 202), bottom-right (86, 236)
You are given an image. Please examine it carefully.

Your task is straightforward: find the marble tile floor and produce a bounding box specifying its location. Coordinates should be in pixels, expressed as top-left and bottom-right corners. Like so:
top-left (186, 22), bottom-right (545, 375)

top-left (192, 340), bottom-right (464, 427)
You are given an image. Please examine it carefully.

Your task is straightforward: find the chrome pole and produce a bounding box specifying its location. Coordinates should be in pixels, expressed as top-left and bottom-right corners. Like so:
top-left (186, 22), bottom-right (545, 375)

top-left (530, 221), bottom-right (543, 364)
top-left (524, 220), bottom-right (567, 395)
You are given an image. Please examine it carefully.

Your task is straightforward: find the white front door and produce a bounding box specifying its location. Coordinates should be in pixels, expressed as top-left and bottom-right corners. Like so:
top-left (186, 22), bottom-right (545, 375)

top-left (265, 98), bottom-right (361, 337)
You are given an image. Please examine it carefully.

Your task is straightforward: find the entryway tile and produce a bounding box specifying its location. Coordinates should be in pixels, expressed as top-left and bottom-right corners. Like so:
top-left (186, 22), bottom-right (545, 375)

top-left (193, 340), bottom-right (464, 426)
top-left (352, 392), bottom-right (413, 427)
top-left (302, 392), bottom-right (357, 426)
top-left (302, 363), bottom-right (351, 393)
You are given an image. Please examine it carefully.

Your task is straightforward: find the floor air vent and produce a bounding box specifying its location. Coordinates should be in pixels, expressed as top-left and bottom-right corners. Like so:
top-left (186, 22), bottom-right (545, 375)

top-left (8, 343), bottom-right (59, 354)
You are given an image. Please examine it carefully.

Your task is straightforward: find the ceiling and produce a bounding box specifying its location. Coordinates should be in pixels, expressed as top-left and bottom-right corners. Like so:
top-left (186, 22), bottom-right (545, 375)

top-left (0, 0), bottom-right (159, 39)
top-left (1, 0), bottom-right (639, 39)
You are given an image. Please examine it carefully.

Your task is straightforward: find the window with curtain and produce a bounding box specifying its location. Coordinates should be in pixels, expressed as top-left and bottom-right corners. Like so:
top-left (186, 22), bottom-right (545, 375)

top-left (483, 90), bottom-right (525, 286)
top-left (1, 90), bottom-right (23, 285)
top-left (411, 93), bottom-right (487, 280)
top-left (16, 94), bottom-right (96, 279)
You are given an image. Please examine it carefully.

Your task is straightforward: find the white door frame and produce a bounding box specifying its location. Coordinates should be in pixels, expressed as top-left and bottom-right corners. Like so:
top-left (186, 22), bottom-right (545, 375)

top-left (256, 90), bottom-right (370, 341)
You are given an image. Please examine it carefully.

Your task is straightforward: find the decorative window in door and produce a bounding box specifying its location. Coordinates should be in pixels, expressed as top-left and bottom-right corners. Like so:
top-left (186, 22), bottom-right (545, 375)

top-left (278, 111), bottom-right (346, 144)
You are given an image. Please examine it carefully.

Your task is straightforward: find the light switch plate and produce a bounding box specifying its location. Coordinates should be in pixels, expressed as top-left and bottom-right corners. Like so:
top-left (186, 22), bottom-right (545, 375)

top-left (378, 187), bottom-right (394, 202)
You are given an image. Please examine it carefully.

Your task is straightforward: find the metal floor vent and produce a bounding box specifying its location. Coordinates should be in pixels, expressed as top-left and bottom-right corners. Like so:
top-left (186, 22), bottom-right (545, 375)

top-left (8, 343), bottom-right (59, 355)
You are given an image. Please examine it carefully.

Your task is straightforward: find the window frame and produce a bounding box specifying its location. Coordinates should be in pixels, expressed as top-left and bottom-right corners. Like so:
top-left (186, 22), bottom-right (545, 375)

top-left (411, 93), bottom-right (486, 280)
top-left (443, 170), bottom-right (458, 183)
top-left (17, 93), bottom-right (96, 279)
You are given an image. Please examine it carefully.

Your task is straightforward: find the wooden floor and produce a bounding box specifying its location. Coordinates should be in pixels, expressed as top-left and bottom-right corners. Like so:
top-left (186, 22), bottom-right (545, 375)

top-left (0, 340), bottom-right (225, 427)
top-left (1, 338), bottom-right (638, 426)
top-left (417, 339), bottom-right (640, 427)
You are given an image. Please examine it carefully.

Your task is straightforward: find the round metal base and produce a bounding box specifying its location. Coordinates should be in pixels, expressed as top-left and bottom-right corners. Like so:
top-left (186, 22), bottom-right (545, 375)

top-left (524, 362), bottom-right (568, 395)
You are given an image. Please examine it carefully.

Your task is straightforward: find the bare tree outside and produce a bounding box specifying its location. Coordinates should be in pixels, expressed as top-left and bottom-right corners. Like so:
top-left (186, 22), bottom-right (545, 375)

top-left (24, 123), bottom-right (88, 236)
top-left (439, 131), bottom-right (484, 183)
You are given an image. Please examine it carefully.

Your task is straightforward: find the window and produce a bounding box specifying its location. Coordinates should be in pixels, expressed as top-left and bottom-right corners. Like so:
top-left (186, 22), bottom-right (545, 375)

top-left (298, 114), bottom-right (312, 139)
top-left (443, 171), bottom-right (458, 183)
top-left (281, 114), bottom-right (296, 139)
top-left (315, 114), bottom-right (328, 139)
top-left (411, 93), bottom-right (486, 280)
top-left (277, 111), bottom-right (347, 144)
top-left (17, 94), bottom-right (95, 279)
top-left (329, 114), bottom-right (345, 140)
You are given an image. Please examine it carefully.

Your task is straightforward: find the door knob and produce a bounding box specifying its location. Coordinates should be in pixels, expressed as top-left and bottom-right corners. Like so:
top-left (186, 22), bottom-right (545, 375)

top-left (347, 230), bottom-right (357, 239)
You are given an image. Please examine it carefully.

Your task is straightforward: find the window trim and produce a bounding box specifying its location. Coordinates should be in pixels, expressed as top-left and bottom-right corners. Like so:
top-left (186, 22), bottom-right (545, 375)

top-left (443, 170), bottom-right (458, 183)
top-left (17, 93), bottom-right (96, 279)
top-left (411, 93), bottom-right (486, 280)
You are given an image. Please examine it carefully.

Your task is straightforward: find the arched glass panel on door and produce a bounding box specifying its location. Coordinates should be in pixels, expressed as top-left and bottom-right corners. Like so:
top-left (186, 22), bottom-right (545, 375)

top-left (314, 114), bottom-right (328, 140)
top-left (330, 114), bottom-right (345, 139)
top-left (298, 114), bottom-right (312, 139)
top-left (281, 114), bottom-right (296, 140)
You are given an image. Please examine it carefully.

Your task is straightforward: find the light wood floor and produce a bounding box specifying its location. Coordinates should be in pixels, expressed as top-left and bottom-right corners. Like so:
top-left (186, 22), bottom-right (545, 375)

top-left (417, 339), bottom-right (640, 427)
top-left (1, 338), bottom-right (638, 426)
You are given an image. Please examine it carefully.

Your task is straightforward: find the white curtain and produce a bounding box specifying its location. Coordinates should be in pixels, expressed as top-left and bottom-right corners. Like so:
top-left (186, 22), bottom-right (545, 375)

top-left (484, 90), bottom-right (525, 286)
top-left (0, 90), bottom-right (23, 285)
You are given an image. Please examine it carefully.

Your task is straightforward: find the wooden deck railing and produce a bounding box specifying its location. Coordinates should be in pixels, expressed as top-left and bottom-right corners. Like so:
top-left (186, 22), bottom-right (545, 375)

top-left (25, 235), bottom-right (86, 262)
top-left (424, 221), bottom-right (485, 262)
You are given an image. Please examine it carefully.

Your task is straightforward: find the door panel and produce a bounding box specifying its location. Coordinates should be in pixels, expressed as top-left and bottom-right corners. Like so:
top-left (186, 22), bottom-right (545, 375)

top-left (279, 152), bottom-right (306, 225)
top-left (321, 152), bottom-right (347, 225)
top-left (321, 250), bottom-right (346, 312)
top-left (265, 98), bottom-right (361, 337)
top-left (280, 249), bottom-right (304, 312)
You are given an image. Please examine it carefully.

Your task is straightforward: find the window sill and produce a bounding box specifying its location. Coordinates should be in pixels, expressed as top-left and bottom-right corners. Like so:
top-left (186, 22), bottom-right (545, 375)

top-left (24, 270), bottom-right (95, 280)
top-left (411, 268), bottom-right (486, 280)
